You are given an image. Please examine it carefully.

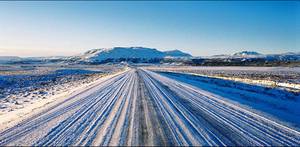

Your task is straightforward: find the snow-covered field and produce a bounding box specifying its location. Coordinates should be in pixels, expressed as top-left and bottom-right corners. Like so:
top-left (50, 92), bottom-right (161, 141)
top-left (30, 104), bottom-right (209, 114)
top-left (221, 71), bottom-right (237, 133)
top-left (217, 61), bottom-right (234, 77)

top-left (0, 64), bottom-right (124, 115)
top-left (146, 66), bottom-right (300, 92)
top-left (0, 66), bottom-right (299, 146)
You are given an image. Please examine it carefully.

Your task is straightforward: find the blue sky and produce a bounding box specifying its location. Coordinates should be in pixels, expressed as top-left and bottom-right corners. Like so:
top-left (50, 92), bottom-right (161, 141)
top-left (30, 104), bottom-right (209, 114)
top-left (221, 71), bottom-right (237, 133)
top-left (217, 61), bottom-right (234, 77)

top-left (0, 1), bottom-right (298, 57)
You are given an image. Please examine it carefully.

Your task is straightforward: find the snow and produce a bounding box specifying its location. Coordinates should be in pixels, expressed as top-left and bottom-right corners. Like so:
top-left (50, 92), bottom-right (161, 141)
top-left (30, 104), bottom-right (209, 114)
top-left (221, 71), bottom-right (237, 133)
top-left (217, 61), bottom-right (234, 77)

top-left (158, 71), bottom-right (300, 127)
top-left (0, 68), bottom-right (129, 131)
top-left (232, 51), bottom-right (265, 58)
top-left (146, 66), bottom-right (300, 92)
top-left (75, 47), bottom-right (192, 62)
top-left (0, 64), bottom-right (125, 115)
top-left (0, 56), bottom-right (22, 63)
top-left (206, 51), bottom-right (300, 61)
top-left (0, 67), bottom-right (299, 146)
top-left (163, 49), bottom-right (192, 57)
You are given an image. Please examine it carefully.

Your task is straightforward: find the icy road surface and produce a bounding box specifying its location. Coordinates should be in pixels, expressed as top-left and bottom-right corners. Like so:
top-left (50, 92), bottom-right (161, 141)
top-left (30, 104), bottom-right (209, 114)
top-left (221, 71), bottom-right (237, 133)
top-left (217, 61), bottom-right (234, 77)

top-left (0, 68), bottom-right (299, 146)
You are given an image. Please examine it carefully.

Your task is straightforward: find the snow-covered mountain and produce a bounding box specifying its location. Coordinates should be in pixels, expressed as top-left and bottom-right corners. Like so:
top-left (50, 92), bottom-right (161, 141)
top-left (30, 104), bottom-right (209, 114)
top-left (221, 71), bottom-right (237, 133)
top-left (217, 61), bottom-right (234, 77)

top-left (1, 48), bottom-right (298, 65)
top-left (0, 56), bottom-right (22, 63)
top-left (232, 51), bottom-right (265, 58)
top-left (74, 47), bottom-right (192, 63)
top-left (164, 49), bottom-right (192, 57)
top-left (0, 47), bottom-right (192, 64)
top-left (209, 51), bottom-right (265, 59)
top-left (208, 51), bottom-right (300, 61)
top-left (265, 52), bottom-right (300, 61)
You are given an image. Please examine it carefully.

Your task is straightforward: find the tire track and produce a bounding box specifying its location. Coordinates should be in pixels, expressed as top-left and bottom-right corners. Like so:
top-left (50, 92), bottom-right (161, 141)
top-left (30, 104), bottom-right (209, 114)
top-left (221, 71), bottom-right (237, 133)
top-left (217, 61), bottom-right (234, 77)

top-left (141, 69), bottom-right (300, 146)
top-left (0, 68), bottom-right (299, 146)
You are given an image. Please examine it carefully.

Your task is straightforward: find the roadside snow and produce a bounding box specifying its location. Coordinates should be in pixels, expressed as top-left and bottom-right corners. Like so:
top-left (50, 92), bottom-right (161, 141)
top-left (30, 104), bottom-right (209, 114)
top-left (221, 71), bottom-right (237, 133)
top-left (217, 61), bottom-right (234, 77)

top-left (181, 72), bottom-right (300, 91)
top-left (158, 71), bottom-right (300, 128)
top-left (0, 68), bottom-right (129, 131)
top-left (146, 66), bottom-right (300, 92)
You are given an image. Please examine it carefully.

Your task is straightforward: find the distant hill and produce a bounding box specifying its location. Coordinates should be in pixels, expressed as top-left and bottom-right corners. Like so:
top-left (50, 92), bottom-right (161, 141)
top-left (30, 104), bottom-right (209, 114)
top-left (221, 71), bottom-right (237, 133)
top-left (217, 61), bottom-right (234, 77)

top-left (208, 51), bottom-right (300, 61)
top-left (71, 47), bottom-right (192, 63)
top-left (164, 50), bottom-right (192, 57)
top-left (196, 51), bottom-right (300, 66)
top-left (233, 51), bottom-right (262, 56)
top-left (1, 49), bottom-right (299, 66)
top-left (0, 56), bottom-right (22, 63)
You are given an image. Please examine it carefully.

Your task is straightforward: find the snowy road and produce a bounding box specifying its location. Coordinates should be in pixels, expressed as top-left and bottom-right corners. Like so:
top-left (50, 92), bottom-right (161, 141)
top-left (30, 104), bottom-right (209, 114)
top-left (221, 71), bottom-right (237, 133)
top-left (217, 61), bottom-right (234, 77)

top-left (0, 68), bottom-right (299, 146)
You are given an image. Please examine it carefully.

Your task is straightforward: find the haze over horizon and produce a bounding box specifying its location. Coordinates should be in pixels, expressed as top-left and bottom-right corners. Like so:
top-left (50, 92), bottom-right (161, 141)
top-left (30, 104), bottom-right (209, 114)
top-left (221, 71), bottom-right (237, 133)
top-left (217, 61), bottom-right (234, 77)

top-left (0, 1), bottom-right (298, 57)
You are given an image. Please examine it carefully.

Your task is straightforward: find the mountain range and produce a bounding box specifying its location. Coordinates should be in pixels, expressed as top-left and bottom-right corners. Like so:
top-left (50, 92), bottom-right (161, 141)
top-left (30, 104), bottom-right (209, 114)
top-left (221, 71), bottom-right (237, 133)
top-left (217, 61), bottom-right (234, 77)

top-left (69, 47), bottom-right (192, 63)
top-left (208, 51), bottom-right (300, 61)
top-left (0, 47), bottom-right (299, 65)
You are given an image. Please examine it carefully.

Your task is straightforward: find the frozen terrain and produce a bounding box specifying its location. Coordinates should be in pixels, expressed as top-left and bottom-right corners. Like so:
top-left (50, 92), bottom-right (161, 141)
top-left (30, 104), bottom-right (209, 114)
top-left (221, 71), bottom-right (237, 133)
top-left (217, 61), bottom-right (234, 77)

top-left (0, 67), bottom-right (299, 146)
top-left (0, 64), bottom-right (124, 115)
top-left (146, 66), bottom-right (300, 92)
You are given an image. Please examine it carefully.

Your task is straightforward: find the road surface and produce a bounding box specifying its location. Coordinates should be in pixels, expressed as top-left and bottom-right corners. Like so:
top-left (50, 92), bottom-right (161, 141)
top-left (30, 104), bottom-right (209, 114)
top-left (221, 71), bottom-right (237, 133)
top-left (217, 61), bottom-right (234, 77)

top-left (0, 68), bottom-right (299, 146)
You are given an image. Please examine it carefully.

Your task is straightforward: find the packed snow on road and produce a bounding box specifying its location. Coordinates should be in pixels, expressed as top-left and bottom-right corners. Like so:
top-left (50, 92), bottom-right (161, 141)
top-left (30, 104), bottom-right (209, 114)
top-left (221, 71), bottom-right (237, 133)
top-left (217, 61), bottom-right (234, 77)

top-left (0, 65), bottom-right (299, 146)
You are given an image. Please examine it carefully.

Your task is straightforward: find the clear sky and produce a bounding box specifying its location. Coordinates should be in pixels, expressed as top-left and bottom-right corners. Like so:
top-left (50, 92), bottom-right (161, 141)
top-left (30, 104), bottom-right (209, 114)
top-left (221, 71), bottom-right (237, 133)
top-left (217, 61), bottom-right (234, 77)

top-left (0, 1), bottom-right (299, 57)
